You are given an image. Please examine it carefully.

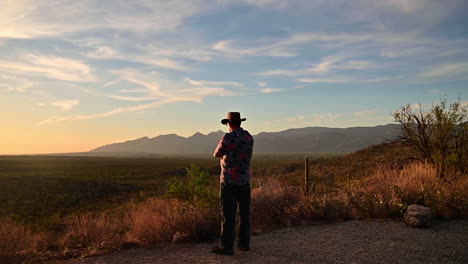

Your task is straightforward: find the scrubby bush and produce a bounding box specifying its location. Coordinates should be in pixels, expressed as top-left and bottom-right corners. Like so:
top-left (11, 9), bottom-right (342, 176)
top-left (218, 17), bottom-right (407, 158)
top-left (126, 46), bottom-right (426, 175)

top-left (251, 179), bottom-right (303, 228)
top-left (345, 163), bottom-right (468, 219)
top-left (393, 99), bottom-right (468, 176)
top-left (125, 198), bottom-right (218, 246)
top-left (0, 218), bottom-right (34, 257)
top-left (2, 162), bottom-right (467, 263)
top-left (166, 165), bottom-right (217, 207)
top-left (60, 213), bottom-right (127, 255)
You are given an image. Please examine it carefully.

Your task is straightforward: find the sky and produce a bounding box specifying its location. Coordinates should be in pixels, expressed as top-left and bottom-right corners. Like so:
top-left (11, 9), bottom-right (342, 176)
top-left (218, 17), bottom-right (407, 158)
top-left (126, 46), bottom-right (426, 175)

top-left (1, 0), bottom-right (467, 154)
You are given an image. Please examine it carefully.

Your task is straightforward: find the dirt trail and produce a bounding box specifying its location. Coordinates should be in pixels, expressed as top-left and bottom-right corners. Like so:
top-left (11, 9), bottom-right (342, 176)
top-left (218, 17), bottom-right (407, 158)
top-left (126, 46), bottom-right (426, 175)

top-left (68, 220), bottom-right (468, 264)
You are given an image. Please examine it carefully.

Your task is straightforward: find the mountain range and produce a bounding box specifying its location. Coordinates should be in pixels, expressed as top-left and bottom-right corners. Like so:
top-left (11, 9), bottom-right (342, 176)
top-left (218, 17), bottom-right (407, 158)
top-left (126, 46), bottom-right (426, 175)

top-left (90, 124), bottom-right (401, 154)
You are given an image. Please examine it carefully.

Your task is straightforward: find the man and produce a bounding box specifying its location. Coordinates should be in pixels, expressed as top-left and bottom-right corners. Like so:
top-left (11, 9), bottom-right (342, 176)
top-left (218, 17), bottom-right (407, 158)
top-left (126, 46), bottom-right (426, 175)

top-left (212, 112), bottom-right (254, 255)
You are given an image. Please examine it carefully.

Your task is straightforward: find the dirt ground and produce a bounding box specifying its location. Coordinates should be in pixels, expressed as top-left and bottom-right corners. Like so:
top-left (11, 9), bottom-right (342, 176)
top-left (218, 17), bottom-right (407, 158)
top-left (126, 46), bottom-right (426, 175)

top-left (67, 220), bottom-right (468, 264)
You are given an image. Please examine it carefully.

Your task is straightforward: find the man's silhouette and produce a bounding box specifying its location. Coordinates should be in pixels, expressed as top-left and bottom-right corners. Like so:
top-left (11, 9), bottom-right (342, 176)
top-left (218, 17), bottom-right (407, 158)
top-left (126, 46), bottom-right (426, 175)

top-left (212, 112), bottom-right (254, 255)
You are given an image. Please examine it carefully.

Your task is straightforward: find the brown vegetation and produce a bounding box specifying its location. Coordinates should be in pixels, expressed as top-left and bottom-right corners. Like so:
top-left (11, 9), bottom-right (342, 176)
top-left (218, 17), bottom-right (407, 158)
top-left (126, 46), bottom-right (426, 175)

top-left (1, 146), bottom-right (467, 263)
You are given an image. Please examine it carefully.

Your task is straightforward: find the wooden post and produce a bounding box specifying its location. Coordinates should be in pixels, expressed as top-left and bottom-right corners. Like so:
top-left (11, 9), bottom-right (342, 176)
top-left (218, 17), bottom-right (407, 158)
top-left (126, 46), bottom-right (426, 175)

top-left (347, 163), bottom-right (351, 186)
top-left (304, 156), bottom-right (309, 194)
top-left (347, 162), bottom-right (351, 186)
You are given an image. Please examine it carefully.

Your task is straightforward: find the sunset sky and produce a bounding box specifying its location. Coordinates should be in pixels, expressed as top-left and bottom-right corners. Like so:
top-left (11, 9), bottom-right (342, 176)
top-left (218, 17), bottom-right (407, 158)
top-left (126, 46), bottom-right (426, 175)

top-left (1, 0), bottom-right (467, 154)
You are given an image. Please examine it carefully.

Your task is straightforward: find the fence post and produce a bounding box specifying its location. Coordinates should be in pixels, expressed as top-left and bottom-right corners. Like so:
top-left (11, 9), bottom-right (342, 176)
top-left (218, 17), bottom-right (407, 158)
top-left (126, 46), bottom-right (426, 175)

top-left (347, 162), bottom-right (351, 186)
top-left (304, 156), bottom-right (309, 194)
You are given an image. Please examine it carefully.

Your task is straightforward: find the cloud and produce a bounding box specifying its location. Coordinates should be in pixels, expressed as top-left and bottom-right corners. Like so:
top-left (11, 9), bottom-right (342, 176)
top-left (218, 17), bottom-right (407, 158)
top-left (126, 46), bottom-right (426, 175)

top-left (211, 39), bottom-right (297, 58)
top-left (416, 62), bottom-right (468, 81)
top-left (260, 88), bottom-right (282, 93)
top-left (0, 0), bottom-right (209, 39)
top-left (0, 54), bottom-right (95, 82)
top-left (257, 81), bottom-right (268, 87)
top-left (38, 68), bottom-right (240, 125)
top-left (38, 86), bottom-right (237, 125)
top-left (4, 82), bottom-right (34, 92)
top-left (38, 100), bottom-right (164, 125)
top-left (147, 45), bottom-right (215, 62)
top-left (51, 100), bottom-right (80, 111)
top-left (86, 46), bottom-right (118, 59)
top-left (184, 78), bottom-right (243, 87)
top-left (297, 76), bottom-right (388, 83)
top-left (85, 46), bottom-right (190, 71)
top-left (258, 56), bottom-right (375, 77)
top-left (36, 99), bottom-right (80, 111)
top-left (106, 95), bottom-right (159, 102)
top-left (0, 74), bottom-right (34, 92)
top-left (80, 85), bottom-right (160, 102)
top-left (136, 57), bottom-right (190, 71)
top-left (119, 89), bottom-right (148, 93)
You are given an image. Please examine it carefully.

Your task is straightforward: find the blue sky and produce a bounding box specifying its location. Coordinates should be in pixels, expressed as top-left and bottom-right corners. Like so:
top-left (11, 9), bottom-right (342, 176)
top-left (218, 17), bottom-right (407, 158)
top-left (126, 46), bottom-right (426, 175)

top-left (1, 0), bottom-right (467, 154)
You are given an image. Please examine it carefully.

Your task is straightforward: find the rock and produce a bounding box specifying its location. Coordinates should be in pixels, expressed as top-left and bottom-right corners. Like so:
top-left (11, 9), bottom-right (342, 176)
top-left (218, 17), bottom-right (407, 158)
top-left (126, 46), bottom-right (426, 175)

top-left (404, 205), bottom-right (433, 228)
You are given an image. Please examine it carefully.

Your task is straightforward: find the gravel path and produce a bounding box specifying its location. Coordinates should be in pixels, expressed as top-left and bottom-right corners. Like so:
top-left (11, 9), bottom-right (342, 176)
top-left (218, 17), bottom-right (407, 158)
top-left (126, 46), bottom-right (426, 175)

top-left (68, 220), bottom-right (468, 264)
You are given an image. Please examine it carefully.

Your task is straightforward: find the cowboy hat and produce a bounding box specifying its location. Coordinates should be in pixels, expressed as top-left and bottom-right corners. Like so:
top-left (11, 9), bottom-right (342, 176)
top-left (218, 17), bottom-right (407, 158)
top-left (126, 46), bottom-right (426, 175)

top-left (221, 112), bottom-right (246, 125)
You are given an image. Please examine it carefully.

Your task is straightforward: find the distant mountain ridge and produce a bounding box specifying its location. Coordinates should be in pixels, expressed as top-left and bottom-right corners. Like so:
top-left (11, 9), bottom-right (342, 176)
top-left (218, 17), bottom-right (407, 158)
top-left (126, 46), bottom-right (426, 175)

top-left (90, 124), bottom-right (401, 154)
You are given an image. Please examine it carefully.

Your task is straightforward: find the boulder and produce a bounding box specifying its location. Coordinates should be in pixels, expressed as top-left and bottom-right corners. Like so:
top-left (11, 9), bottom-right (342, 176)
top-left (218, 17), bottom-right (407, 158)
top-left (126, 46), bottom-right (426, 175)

top-left (404, 205), bottom-right (433, 228)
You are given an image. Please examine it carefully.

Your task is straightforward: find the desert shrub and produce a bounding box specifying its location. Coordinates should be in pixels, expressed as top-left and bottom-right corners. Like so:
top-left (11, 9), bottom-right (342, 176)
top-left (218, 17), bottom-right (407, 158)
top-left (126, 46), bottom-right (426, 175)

top-left (345, 162), bottom-right (468, 218)
top-left (290, 193), bottom-right (353, 223)
top-left (393, 99), bottom-right (468, 176)
top-left (251, 179), bottom-right (303, 228)
top-left (60, 213), bottom-right (127, 255)
top-left (125, 198), bottom-right (218, 246)
top-left (166, 165), bottom-right (217, 207)
top-left (0, 218), bottom-right (35, 258)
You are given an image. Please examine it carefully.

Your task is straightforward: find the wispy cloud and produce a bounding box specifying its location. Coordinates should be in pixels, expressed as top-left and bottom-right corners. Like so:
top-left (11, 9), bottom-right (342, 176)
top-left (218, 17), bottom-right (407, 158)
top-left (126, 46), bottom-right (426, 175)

top-left (184, 78), bottom-right (243, 87)
top-left (119, 88), bottom-right (148, 93)
top-left (1, 0), bottom-right (466, 133)
top-left (0, 74), bottom-right (34, 92)
top-left (36, 99), bottom-right (79, 111)
top-left (147, 44), bottom-right (215, 62)
top-left (1, 0), bottom-right (209, 39)
top-left (297, 76), bottom-right (396, 84)
top-left (260, 88), bottom-right (282, 93)
top-left (416, 62), bottom-right (468, 81)
top-left (38, 100), bottom-right (173, 125)
top-left (86, 46), bottom-right (118, 59)
top-left (86, 46), bottom-right (190, 71)
top-left (212, 39), bottom-right (297, 58)
top-left (38, 68), bottom-right (240, 125)
top-left (0, 54), bottom-right (95, 82)
top-left (50, 99), bottom-right (79, 111)
top-left (258, 56), bottom-right (375, 77)
top-left (38, 86), bottom-right (237, 125)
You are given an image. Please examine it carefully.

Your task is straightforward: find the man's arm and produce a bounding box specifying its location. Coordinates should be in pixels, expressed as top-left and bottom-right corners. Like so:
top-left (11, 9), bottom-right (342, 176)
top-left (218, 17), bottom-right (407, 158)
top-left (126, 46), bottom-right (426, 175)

top-left (213, 136), bottom-right (226, 158)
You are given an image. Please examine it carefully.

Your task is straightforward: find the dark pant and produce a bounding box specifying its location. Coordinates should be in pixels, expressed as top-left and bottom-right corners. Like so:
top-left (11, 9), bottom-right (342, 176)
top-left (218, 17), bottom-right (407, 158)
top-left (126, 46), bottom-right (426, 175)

top-left (220, 183), bottom-right (251, 249)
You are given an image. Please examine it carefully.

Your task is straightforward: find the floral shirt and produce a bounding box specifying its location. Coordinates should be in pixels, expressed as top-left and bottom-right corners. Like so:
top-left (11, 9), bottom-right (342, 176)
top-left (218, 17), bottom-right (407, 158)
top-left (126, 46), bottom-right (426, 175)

top-left (213, 127), bottom-right (254, 185)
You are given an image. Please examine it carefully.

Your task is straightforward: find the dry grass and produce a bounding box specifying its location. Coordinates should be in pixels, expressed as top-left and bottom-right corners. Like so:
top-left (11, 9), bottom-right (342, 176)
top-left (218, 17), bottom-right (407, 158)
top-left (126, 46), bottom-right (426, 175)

top-left (345, 162), bottom-right (468, 219)
top-left (251, 178), bottom-right (353, 231)
top-left (0, 218), bottom-right (35, 256)
top-left (125, 198), bottom-right (217, 246)
top-left (1, 162), bottom-right (467, 263)
top-left (60, 213), bottom-right (127, 256)
top-left (251, 179), bottom-right (303, 228)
